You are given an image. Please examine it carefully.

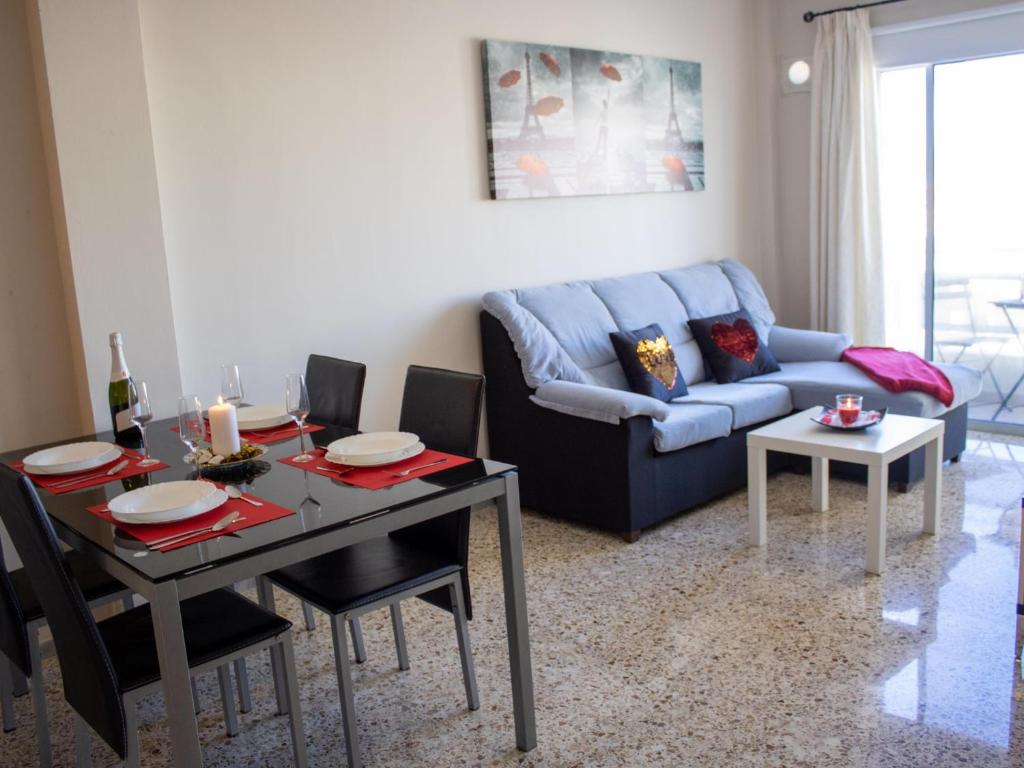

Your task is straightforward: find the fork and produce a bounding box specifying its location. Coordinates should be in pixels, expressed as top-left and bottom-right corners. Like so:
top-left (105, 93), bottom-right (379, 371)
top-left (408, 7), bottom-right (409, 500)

top-left (386, 458), bottom-right (448, 478)
top-left (49, 459), bottom-right (130, 488)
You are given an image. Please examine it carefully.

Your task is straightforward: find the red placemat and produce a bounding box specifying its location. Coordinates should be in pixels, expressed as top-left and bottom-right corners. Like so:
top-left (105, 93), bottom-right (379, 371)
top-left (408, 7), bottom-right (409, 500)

top-left (277, 448), bottom-right (474, 490)
top-left (171, 422), bottom-right (324, 445)
top-left (8, 449), bottom-right (170, 495)
top-left (86, 484), bottom-right (294, 551)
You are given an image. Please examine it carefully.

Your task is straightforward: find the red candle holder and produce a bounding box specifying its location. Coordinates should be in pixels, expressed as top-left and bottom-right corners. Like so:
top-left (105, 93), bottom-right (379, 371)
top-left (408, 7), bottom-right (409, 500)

top-left (836, 394), bottom-right (863, 426)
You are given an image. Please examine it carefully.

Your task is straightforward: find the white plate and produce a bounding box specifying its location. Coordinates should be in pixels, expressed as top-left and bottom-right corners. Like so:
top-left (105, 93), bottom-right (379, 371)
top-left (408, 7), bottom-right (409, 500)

top-left (325, 441), bottom-right (426, 467)
top-left (23, 442), bottom-right (122, 476)
top-left (236, 405), bottom-right (294, 431)
top-left (326, 431), bottom-right (419, 461)
top-left (109, 481), bottom-right (226, 525)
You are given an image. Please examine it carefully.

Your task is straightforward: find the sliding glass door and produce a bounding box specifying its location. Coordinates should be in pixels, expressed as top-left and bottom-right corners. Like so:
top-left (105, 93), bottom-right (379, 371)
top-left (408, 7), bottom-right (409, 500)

top-left (879, 53), bottom-right (1024, 432)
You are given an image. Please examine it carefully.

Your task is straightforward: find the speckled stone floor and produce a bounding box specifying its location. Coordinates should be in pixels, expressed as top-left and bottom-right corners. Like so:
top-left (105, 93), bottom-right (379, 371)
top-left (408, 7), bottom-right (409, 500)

top-left (4, 432), bottom-right (1023, 767)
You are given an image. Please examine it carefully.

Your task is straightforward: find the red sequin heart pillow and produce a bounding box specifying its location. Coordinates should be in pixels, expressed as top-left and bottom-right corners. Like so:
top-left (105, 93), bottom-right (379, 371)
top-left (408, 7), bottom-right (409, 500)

top-left (710, 318), bottom-right (759, 363)
top-left (688, 308), bottom-right (780, 384)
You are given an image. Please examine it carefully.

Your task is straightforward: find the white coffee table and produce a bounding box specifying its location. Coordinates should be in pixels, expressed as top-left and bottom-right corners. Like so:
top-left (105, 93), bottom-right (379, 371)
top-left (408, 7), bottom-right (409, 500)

top-left (747, 407), bottom-right (944, 574)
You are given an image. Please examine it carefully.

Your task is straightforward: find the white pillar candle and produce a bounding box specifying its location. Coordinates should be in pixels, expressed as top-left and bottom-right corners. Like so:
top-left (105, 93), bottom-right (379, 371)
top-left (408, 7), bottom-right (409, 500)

top-left (209, 397), bottom-right (241, 457)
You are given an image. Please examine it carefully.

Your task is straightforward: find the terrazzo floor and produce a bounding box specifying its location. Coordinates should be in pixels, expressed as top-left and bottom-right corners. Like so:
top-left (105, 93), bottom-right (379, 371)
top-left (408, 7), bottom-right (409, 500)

top-left (3, 432), bottom-right (1023, 767)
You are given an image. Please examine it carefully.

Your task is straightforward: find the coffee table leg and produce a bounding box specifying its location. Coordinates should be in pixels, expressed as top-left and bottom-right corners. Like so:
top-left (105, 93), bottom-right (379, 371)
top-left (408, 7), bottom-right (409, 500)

top-left (748, 445), bottom-right (767, 546)
top-left (923, 434), bottom-right (943, 535)
top-left (866, 462), bottom-right (889, 575)
top-left (811, 457), bottom-right (829, 512)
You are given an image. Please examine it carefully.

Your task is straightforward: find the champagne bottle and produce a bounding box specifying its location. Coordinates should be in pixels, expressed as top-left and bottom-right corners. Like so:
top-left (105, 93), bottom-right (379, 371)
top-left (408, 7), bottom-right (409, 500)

top-left (108, 332), bottom-right (141, 445)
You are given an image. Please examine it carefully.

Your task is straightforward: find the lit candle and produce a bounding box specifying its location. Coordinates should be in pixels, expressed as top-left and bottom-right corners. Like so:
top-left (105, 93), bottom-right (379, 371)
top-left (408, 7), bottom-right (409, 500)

top-left (836, 394), bottom-right (863, 427)
top-left (209, 396), bottom-right (241, 457)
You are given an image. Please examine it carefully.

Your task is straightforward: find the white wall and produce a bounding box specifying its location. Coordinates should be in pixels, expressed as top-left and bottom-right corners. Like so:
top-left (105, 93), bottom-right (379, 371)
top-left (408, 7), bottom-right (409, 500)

top-left (768, 0), bottom-right (1019, 329)
top-left (30, 0), bottom-right (183, 430)
top-left (137, 0), bottom-right (765, 432)
top-left (0, 0), bottom-right (86, 453)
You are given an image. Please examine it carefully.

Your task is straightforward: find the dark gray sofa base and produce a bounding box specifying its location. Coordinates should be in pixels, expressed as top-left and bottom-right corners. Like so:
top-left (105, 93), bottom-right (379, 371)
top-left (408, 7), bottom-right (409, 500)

top-left (481, 311), bottom-right (970, 540)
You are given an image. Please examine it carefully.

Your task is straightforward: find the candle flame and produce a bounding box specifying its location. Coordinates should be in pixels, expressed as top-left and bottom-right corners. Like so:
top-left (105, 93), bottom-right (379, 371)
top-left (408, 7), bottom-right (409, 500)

top-left (217, 395), bottom-right (224, 405)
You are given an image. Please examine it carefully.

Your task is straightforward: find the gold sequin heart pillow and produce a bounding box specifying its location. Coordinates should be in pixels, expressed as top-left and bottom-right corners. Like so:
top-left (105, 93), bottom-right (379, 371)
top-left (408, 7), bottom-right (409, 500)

top-left (609, 323), bottom-right (688, 402)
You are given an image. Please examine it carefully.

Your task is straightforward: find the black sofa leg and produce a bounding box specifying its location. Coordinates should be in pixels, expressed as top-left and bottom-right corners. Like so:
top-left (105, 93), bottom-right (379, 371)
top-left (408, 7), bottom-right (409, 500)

top-left (622, 530), bottom-right (642, 544)
top-left (951, 453), bottom-right (962, 463)
top-left (895, 481), bottom-right (912, 493)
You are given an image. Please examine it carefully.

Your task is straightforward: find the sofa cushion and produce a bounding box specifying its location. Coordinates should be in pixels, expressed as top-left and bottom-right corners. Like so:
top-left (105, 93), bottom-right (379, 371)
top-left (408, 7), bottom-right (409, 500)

top-left (653, 403), bottom-right (734, 453)
top-left (530, 380), bottom-right (672, 425)
top-left (609, 324), bottom-right (688, 402)
top-left (658, 263), bottom-right (741, 326)
top-left (515, 282), bottom-right (620, 373)
top-left (482, 290), bottom-right (586, 388)
top-left (688, 309), bottom-right (781, 383)
top-left (679, 381), bottom-right (792, 428)
top-left (590, 272), bottom-right (705, 385)
top-left (768, 325), bottom-right (851, 362)
top-left (717, 259), bottom-right (775, 341)
top-left (740, 361), bottom-right (982, 417)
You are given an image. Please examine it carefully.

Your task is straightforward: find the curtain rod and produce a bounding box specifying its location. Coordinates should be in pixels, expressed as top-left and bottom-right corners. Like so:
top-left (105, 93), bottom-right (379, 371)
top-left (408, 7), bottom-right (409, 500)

top-left (803, 0), bottom-right (909, 23)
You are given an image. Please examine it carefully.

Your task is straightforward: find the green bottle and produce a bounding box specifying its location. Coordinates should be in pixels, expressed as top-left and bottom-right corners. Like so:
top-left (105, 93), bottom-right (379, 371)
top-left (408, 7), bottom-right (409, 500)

top-left (108, 332), bottom-right (141, 445)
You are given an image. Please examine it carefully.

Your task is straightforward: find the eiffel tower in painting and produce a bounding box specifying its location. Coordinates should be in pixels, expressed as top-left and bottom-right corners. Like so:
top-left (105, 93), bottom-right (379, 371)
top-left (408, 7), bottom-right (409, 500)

top-left (664, 66), bottom-right (684, 146)
top-left (518, 51), bottom-right (544, 140)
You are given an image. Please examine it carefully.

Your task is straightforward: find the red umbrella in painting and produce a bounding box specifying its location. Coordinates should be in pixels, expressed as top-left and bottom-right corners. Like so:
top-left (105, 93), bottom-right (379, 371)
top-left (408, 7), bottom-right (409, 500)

top-left (600, 63), bottom-right (622, 82)
top-left (517, 154), bottom-right (550, 177)
top-left (539, 52), bottom-right (561, 76)
top-left (530, 96), bottom-right (564, 116)
top-left (662, 155), bottom-right (693, 188)
top-left (498, 69), bottom-right (521, 88)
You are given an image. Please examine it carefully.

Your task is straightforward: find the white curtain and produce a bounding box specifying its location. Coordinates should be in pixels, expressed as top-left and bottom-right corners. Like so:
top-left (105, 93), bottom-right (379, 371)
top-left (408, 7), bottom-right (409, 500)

top-left (809, 9), bottom-right (884, 344)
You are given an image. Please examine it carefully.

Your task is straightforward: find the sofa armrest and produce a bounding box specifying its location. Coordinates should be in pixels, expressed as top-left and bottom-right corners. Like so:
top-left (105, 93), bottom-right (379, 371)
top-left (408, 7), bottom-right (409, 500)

top-left (768, 325), bottom-right (851, 363)
top-left (529, 380), bottom-right (670, 425)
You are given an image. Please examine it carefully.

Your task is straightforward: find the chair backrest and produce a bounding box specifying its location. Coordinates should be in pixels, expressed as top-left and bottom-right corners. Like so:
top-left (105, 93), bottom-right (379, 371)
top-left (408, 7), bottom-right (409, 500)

top-left (0, 534), bottom-right (29, 677)
top-left (393, 365), bottom-right (485, 618)
top-left (398, 365), bottom-right (484, 456)
top-left (0, 467), bottom-right (127, 757)
top-left (306, 354), bottom-right (367, 430)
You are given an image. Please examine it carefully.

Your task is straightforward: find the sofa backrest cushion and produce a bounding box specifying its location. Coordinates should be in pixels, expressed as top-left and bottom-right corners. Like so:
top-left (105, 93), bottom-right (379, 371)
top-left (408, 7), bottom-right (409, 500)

top-left (717, 259), bottom-right (776, 341)
top-left (590, 273), bottom-right (704, 385)
top-left (481, 259), bottom-right (775, 391)
top-left (515, 282), bottom-right (620, 376)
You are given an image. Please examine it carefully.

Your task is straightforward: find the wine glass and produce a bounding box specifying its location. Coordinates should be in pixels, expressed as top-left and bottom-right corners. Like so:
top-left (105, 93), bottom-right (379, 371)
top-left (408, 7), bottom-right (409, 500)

top-left (221, 364), bottom-right (244, 407)
top-left (128, 380), bottom-right (159, 467)
top-left (177, 395), bottom-right (205, 473)
top-left (285, 373), bottom-right (313, 463)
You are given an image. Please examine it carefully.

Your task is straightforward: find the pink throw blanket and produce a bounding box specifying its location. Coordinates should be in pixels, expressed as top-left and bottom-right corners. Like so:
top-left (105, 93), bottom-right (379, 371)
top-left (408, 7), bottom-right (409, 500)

top-left (841, 347), bottom-right (954, 406)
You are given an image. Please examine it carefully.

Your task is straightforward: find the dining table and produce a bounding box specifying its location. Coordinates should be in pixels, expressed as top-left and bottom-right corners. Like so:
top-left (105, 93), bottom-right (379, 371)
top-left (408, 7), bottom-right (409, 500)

top-left (0, 417), bottom-right (536, 766)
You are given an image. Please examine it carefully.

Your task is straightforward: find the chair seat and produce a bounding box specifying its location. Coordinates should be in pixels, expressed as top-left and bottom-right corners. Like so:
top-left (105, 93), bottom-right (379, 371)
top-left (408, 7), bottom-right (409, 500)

top-left (267, 537), bottom-right (461, 616)
top-left (9, 550), bottom-right (127, 623)
top-left (97, 589), bottom-right (290, 692)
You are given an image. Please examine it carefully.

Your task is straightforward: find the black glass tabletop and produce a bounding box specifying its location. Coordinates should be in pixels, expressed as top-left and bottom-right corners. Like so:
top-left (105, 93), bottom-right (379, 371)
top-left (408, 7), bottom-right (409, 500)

top-left (1, 417), bottom-right (514, 583)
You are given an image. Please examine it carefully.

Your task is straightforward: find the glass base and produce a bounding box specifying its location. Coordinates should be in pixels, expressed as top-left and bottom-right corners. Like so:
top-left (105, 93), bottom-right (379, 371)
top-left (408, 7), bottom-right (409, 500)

top-left (293, 453), bottom-right (315, 463)
top-left (138, 458), bottom-right (160, 467)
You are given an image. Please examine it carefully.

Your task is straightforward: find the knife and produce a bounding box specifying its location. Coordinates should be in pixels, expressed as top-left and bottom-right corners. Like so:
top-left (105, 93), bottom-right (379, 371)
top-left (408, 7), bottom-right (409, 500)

top-left (50, 459), bottom-right (130, 488)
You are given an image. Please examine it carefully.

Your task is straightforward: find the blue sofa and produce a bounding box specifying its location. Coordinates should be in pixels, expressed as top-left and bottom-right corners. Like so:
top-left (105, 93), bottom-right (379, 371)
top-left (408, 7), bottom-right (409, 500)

top-left (480, 259), bottom-right (982, 540)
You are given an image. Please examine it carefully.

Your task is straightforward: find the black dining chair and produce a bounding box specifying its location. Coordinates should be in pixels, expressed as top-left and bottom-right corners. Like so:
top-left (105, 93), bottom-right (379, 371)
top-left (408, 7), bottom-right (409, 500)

top-left (262, 365), bottom-right (484, 768)
top-left (306, 354), bottom-right (366, 430)
top-left (0, 537), bottom-right (131, 767)
top-left (300, 354), bottom-right (367, 635)
top-left (0, 467), bottom-right (308, 768)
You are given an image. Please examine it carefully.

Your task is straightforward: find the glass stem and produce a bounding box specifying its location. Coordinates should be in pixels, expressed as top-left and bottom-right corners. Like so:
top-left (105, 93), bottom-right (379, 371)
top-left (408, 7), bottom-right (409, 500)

top-left (297, 418), bottom-right (307, 456)
top-left (140, 424), bottom-right (149, 461)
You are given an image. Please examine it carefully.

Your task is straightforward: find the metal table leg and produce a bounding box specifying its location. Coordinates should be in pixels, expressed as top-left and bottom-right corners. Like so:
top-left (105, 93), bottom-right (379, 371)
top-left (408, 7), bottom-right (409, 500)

top-left (495, 473), bottom-right (537, 752)
top-left (150, 580), bottom-right (204, 767)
